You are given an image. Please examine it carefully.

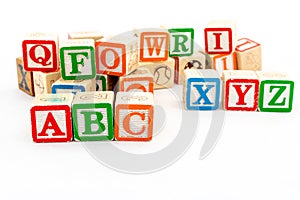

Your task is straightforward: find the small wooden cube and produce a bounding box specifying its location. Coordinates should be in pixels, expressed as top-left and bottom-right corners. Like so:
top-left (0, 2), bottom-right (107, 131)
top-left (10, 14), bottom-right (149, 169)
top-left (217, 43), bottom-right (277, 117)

top-left (119, 67), bottom-right (154, 93)
top-left (236, 38), bottom-right (262, 71)
top-left (183, 69), bottom-right (221, 110)
top-left (96, 74), bottom-right (108, 91)
top-left (115, 92), bottom-right (154, 141)
top-left (168, 28), bottom-right (194, 57)
top-left (30, 93), bottom-right (74, 143)
top-left (139, 58), bottom-right (175, 89)
top-left (204, 20), bottom-right (237, 54)
top-left (52, 78), bottom-right (96, 94)
top-left (223, 70), bottom-right (259, 111)
top-left (68, 31), bottom-right (104, 42)
top-left (60, 39), bottom-right (96, 80)
top-left (96, 31), bottom-right (139, 76)
top-left (72, 91), bottom-right (114, 141)
top-left (33, 70), bottom-right (61, 95)
top-left (256, 71), bottom-right (294, 112)
top-left (140, 31), bottom-right (169, 62)
top-left (22, 32), bottom-right (59, 72)
top-left (16, 57), bottom-right (35, 96)
top-left (210, 52), bottom-right (237, 76)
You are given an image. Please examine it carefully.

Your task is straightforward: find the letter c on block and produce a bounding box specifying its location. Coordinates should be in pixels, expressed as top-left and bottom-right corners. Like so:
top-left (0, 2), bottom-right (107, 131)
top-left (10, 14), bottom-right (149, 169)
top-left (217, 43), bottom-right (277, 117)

top-left (123, 112), bottom-right (146, 135)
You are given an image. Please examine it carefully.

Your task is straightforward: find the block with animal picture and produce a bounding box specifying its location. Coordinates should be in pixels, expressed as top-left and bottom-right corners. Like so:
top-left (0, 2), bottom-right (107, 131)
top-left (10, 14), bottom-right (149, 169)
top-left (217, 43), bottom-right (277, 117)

top-left (52, 78), bottom-right (95, 94)
top-left (183, 69), bottom-right (221, 110)
top-left (256, 71), bottom-right (294, 112)
top-left (204, 20), bottom-right (237, 54)
top-left (139, 58), bottom-right (175, 89)
top-left (114, 92), bottom-right (154, 141)
top-left (33, 70), bottom-right (61, 95)
top-left (60, 39), bottom-right (96, 80)
top-left (30, 93), bottom-right (74, 143)
top-left (72, 91), bottom-right (114, 141)
top-left (223, 70), bottom-right (259, 111)
top-left (16, 57), bottom-right (35, 96)
top-left (210, 52), bottom-right (237, 77)
top-left (96, 31), bottom-right (139, 76)
top-left (235, 38), bottom-right (262, 71)
top-left (22, 32), bottom-right (59, 72)
top-left (119, 67), bottom-right (154, 93)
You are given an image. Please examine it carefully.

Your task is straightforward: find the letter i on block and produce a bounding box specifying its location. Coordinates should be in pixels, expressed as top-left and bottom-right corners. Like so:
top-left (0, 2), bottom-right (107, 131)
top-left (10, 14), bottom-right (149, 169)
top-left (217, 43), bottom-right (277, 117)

top-left (22, 32), bottom-right (58, 72)
top-left (115, 92), bottom-right (154, 141)
top-left (184, 69), bottom-right (221, 110)
top-left (204, 20), bottom-right (237, 54)
top-left (223, 70), bottom-right (259, 111)
top-left (72, 91), bottom-right (114, 141)
top-left (60, 39), bottom-right (96, 80)
top-left (256, 72), bottom-right (294, 112)
top-left (30, 93), bottom-right (74, 143)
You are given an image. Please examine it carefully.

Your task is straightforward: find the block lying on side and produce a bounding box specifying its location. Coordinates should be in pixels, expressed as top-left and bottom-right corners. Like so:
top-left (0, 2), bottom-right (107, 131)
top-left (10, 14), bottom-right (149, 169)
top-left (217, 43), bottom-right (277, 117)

top-left (72, 91), bottom-right (114, 141)
top-left (257, 71), bottom-right (294, 112)
top-left (16, 57), bottom-right (35, 96)
top-left (30, 93), bottom-right (74, 143)
top-left (115, 92), bottom-right (154, 141)
top-left (210, 52), bottom-right (237, 77)
top-left (52, 78), bottom-right (96, 94)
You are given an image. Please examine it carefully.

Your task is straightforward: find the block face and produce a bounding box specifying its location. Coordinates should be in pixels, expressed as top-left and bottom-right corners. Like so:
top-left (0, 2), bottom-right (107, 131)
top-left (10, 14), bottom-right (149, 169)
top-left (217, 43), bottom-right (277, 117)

top-left (60, 44), bottom-right (96, 80)
top-left (204, 28), bottom-right (233, 54)
top-left (212, 53), bottom-right (237, 76)
top-left (140, 32), bottom-right (169, 62)
top-left (96, 74), bottom-right (107, 91)
top-left (168, 28), bottom-right (194, 57)
top-left (52, 84), bottom-right (86, 94)
top-left (16, 57), bottom-right (35, 96)
top-left (225, 79), bottom-right (259, 111)
top-left (52, 78), bottom-right (95, 94)
top-left (259, 80), bottom-right (294, 112)
top-left (31, 105), bottom-right (72, 143)
top-left (33, 71), bottom-right (61, 95)
top-left (96, 42), bottom-right (126, 76)
top-left (236, 38), bottom-right (262, 71)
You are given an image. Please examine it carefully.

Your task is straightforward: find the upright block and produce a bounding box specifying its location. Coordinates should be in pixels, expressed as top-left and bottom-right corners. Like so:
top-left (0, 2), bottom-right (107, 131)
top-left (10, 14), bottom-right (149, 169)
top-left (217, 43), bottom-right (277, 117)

top-left (30, 93), bottom-right (74, 143)
top-left (140, 32), bottom-right (169, 62)
top-left (236, 38), bottom-right (262, 71)
top-left (96, 31), bottom-right (139, 76)
top-left (168, 28), bottom-right (194, 57)
top-left (16, 57), bottom-right (35, 96)
top-left (52, 78), bottom-right (96, 94)
top-left (183, 69), bottom-right (221, 110)
top-left (60, 39), bottom-right (96, 80)
top-left (223, 70), bottom-right (259, 111)
top-left (211, 52), bottom-right (237, 76)
top-left (115, 92), bottom-right (154, 141)
top-left (68, 31), bottom-right (104, 42)
top-left (119, 67), bottom-right (154, 93)
top-left (22, 32), bottom-right (58, 72)
top-left (96, 74), bottom-right (108, 91)
top-left (257, 72), bottom-right (294, 112)
top-left (204, 20), bottom-right (237, 54)
top-left (33, 70), bottom-right (61, 95)
top-left (72, 91), bottom-right (114, 141)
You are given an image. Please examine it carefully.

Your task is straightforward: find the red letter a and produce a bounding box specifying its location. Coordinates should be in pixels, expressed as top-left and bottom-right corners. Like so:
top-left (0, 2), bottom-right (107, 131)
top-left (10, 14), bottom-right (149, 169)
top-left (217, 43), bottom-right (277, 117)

top-left (38, 112), bottom-right (65, 137)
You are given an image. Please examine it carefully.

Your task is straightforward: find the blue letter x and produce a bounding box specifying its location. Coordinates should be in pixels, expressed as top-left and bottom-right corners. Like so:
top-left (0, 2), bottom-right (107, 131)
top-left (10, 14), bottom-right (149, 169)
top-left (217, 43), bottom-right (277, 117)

top-left (192, 84), bottom-right (214, 105)
top-left (18, 64), bottom-right (30, 92)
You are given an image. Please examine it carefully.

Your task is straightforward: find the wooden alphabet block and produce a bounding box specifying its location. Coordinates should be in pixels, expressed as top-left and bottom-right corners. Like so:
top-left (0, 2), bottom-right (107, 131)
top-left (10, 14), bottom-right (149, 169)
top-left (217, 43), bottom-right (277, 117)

top-left (119, 67), bottom-right (154, 93)
top-left (68, 31), bottom-right (104, 42)
top-left (139, 58), bottom-right (175, 89)
top-left (236, 38), bottom-right (262, 71)
top-left (16, 57), bottom-right (35, 96)
top-left (256, 71), bottom-right (294, 112)
top-left (210, 52), bottom-right (237, 76)
top-left (140, 32), bottom-right (169, 62)
top-left (168, 28), bottom-right (194, 57)
top-left (223, 70), bottom-right (259, 111)
top-left (115, 92), bottom-right (154, 141)
top-left (33, 70), bottom-right (61, 95)
top-left (96, 31), bottom-right (139, 76)
top-left (183, 69), bottom-right (221, 110)
top-left (52, 78), bottom-right (96, 94)
top-left (60, 39), bottom-right (96, 80)
top-left (96, 74), bottom-right (108, 91)
top-left (22, 32), bottom-right (58, 72)
top-left (30, 93), bottom-right (74, 143)
top-left (204, 20), bottom-right (237, 54)
top-left (72, 91), bottom-right (114, 141)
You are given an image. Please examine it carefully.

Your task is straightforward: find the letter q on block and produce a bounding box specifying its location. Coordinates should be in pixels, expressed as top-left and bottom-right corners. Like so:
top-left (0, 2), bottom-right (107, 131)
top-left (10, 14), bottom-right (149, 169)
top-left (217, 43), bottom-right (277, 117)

top-left (114, 92), bottom-right (154, 141)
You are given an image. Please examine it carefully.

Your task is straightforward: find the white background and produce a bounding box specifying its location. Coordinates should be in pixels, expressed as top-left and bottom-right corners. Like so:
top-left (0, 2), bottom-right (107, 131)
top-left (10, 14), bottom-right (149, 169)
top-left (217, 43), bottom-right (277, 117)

top-left (1, 0), bottom-right (300, 199)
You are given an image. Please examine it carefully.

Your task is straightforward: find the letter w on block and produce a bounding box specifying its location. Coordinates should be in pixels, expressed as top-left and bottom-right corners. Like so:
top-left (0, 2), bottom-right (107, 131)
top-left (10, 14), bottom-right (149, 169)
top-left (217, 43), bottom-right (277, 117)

top-left (140, 32), bottom-right (169, 62)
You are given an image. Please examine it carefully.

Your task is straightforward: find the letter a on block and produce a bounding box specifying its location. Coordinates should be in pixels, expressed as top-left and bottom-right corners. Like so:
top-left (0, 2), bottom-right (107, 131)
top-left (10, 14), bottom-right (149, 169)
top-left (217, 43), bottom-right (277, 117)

top-left (38, 112), bottom-right (65, 137)
top-left (140, 32), bottom-right (169, 62)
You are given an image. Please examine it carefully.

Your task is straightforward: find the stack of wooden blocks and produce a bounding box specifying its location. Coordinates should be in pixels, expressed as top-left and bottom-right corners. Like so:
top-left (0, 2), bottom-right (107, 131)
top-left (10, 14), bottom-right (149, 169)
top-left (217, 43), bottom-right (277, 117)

top-left (16, 21), bottom-right (294, 143)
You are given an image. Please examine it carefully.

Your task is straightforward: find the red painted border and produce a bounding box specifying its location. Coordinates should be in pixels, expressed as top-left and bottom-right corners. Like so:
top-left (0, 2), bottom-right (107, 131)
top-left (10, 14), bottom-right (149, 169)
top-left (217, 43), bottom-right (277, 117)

top-left (204, 28), bottom-right (233, 54)
top-left (235, 38), bottom-right (260, 52)
top-left (120, 77), bottom-right (154, 93)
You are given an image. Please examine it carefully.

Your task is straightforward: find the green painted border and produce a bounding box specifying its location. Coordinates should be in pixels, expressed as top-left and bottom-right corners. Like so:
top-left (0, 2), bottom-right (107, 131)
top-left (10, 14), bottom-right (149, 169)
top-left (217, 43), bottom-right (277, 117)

top-left (60, 46), bottom-right (96, 80)
top-left (96, 75), bottom-right (107, 91)
top-left (259, 80), bottom-right (294, 112)
top-left (72, 103), bottom-right (114, 141)
top-left (168, 28), bottom-right (194, 57)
